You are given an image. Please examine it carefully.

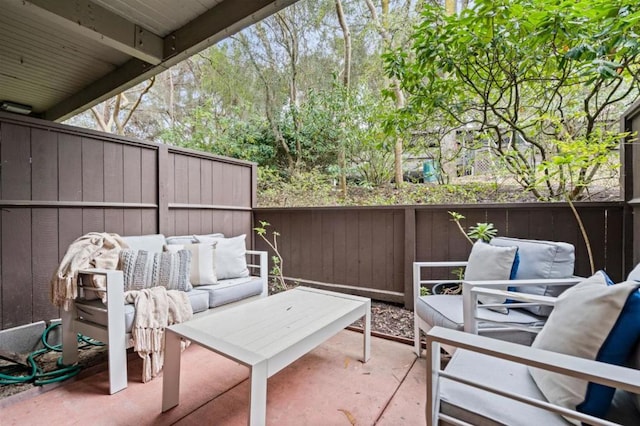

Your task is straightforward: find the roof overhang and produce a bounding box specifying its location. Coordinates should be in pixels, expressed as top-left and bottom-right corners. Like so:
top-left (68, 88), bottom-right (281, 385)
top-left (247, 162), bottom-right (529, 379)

top-left (0, 0), bottom-right (297, 121)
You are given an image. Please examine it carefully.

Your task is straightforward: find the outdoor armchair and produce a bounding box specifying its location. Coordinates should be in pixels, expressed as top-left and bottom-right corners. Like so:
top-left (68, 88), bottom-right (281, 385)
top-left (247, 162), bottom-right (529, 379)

top-left (425, 326), bottom-right (640, 425)
top-left (413, 237), bottom-right (581, 356)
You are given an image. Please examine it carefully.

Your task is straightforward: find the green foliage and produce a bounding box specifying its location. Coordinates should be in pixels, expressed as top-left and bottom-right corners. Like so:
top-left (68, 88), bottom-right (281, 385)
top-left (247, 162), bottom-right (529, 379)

top-left (467, 223), bottom-right (498, 243)
top-left (386, 0), bottom-right (640, 200)
top-left (254, 221), bottom-right (288, 291)
top-left (448, 211), bottom-right (498, 245)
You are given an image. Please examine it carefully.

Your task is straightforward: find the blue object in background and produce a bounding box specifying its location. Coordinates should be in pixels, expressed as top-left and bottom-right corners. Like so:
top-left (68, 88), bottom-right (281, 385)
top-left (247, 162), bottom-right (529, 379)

top-left (423, 160), bottom-right (439, 183)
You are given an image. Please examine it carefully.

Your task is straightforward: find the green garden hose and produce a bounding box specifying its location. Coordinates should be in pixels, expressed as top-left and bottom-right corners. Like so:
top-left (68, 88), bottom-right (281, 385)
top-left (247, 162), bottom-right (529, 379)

top-left (0, 323), bottom-right (104, 386)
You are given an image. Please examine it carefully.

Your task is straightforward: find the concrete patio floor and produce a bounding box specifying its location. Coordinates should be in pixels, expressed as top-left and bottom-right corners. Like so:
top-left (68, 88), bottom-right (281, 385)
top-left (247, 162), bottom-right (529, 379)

top-left (1, 330), bottom-right (427, 425)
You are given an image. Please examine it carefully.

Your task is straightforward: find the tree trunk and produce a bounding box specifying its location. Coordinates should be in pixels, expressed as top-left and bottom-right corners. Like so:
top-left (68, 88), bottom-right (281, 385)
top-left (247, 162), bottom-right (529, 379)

top-left (365, 0), bottom-right (406, 188)
top-left (335, 0), bottom-right (351, 197)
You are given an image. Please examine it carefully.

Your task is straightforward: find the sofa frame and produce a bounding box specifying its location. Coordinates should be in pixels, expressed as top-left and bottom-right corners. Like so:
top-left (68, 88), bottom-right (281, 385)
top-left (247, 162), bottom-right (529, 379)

top-left (61, 250), bottom-right (268, 394)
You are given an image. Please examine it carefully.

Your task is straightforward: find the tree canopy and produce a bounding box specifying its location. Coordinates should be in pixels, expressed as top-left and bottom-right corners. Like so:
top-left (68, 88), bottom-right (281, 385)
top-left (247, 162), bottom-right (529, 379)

top-left (385, 0), bottom-right (640, 200)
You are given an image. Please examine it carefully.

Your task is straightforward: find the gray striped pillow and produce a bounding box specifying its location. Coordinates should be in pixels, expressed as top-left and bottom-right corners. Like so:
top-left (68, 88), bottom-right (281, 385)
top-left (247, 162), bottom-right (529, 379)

top-left (119, 249), bottom-right (192, 292)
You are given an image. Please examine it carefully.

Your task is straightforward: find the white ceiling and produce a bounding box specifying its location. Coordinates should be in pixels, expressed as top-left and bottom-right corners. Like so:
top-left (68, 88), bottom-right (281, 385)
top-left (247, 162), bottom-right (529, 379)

top-left (0, 0), bottom-right (297, 121)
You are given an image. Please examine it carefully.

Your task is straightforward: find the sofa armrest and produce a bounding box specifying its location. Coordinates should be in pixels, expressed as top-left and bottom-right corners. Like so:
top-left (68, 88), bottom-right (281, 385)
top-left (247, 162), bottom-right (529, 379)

top-left (425, 326), bottom-right (640, 426)
top-left (246, 250), bottom-right (268, 297)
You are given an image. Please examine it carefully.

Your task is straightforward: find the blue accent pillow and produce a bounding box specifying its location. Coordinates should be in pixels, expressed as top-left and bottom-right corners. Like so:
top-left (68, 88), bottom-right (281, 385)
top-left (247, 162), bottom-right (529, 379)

top-left (529, 272), bottom-right (640, 419)
top-left (577, 277), bottom-right (640, 417)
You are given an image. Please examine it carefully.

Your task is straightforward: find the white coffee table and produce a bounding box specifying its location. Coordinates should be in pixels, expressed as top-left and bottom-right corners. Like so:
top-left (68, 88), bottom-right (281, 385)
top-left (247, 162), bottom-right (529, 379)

top-left (161, 286), bottom-right (371, 426)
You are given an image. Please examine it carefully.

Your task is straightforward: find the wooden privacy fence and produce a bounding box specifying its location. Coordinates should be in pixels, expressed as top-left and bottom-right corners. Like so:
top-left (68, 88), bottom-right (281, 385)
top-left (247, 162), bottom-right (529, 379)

top-left (254, 202), bottom-right (626, 309)
top-left (0, 112), bottom-right (257, 330)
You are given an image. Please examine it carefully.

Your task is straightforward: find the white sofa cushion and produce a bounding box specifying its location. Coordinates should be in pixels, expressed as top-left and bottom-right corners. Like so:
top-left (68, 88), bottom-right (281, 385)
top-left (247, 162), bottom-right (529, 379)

top-left (121, 234), bottom-right (166, 253)
top-left (166, 242), bottom-right (218, 285)
top-left (165, 233), bottom-right (224, 245)
top-left (195, 234), bottom-right (250, 280)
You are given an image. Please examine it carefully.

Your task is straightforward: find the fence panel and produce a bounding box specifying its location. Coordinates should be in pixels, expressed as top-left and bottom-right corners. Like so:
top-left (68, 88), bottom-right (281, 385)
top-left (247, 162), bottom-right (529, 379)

top-left (0, 113), bottom-right (256, 330)
top-left (255, 203), bottom-right (625, 308)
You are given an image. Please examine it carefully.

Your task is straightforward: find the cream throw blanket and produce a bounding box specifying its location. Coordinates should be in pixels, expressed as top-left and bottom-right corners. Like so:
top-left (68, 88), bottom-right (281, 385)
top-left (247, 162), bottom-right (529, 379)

top-left (124, 287), bottom-right (193, 383)
top-left (50, 232), bottom-right (128, 310)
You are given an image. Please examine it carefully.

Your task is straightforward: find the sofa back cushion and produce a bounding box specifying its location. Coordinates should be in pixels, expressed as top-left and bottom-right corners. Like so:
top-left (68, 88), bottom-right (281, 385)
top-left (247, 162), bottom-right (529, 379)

top-left (194, 234), bottom-right (250, 280)
top-left (490, 237), bottom-right (575, 316)
top-left (121, 234), bottom-right (166, 253)
top-left (165, 233), bottom-right (224, 245)
top-left (165, 243), bottom-right (218, 285)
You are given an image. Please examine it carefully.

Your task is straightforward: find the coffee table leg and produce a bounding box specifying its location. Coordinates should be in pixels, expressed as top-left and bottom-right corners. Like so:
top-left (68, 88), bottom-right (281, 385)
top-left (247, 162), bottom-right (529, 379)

top-left (249, 361), bottom-right (268, 426)
top-left (162, 329), bottom-right (182, 412)
top-left (363, 301), bottom-right (371, 362)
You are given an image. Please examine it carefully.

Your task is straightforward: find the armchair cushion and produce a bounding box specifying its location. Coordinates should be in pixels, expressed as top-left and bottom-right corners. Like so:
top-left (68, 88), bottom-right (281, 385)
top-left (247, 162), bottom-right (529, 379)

top-left (416, 294), bottom-right (545, 346)
top-left (529, 272), bottom-right (640, 421)
top-left (491, 237), bottom-right (575, 316)
top-left (464, 241), bottom-right (519, 313)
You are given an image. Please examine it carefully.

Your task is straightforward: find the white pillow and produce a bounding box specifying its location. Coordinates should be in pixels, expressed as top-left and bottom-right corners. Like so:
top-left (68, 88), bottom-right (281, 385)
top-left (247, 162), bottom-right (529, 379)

top-left (529, 272), bottom-right (640, 422)
top-left (194, 234), bottom-right (249, 280)
top-left (465, 241), bottom-right (518, 313)
top-left (165, 243), bottom-right (217, 285)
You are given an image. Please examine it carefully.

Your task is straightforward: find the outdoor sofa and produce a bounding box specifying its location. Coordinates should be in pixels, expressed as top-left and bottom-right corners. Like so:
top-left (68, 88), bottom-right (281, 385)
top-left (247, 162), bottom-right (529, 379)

top-left (60, 233), bottom-right (268, 394)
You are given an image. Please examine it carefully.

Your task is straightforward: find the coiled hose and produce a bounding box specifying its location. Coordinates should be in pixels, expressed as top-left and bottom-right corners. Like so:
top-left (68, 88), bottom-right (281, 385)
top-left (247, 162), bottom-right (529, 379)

top-left (0, 323), bottom-right (104, 386)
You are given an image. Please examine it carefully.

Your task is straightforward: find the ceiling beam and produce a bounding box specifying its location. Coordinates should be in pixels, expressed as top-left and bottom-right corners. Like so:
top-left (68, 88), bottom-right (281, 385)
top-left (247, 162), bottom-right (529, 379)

top-left (164, 0), bottom-right (299, 64)
top-left (44, 0), bottom-right (299, 121)
top-left (22, 0), bottom-right (163, 65)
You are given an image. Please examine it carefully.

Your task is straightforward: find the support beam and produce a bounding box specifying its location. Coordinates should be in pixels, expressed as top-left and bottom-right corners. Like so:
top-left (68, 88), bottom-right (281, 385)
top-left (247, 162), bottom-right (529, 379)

top-left (23, 0), bottom-right (163, 65)
top-left (164, 0), bottom-right (299, 63)
top-left (45, 0), bottom-right (299, 122)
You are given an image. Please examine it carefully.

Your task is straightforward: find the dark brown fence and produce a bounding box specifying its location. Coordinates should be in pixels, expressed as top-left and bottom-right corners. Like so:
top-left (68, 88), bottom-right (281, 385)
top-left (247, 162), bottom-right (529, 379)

top-left (0, 112), bottom-right (256, 330)
top-left (622, 99), bottom-right (640, 267)
top-left (255, 202), bottom-right (625, 308)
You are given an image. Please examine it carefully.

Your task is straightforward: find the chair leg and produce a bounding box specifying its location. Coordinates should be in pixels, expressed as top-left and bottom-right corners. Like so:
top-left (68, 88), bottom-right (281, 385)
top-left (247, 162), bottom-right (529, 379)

top-left (414, 315), bottom-right (422, 358)
top-left (61, 308), bottom-right (78, 365)
top-left (107, 338), bottom-right (128, 394)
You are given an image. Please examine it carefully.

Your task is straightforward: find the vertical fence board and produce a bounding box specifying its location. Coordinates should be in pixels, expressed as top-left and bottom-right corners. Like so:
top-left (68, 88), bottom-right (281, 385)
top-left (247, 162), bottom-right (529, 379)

top-left (321, 212), bottom-right (335, 283)
top-left (332, 211), bottom-right (347, 285)
top-left (141, 148), bottom-right (157, 205)
top-left (123, 146), bottom-right (142, 204)
top-left (58, 134), bottom-right (82, 201)
top-left (82, 209), bottom-right (104, 234)
top-left (81, 138), bottom-right (104, 202)
top-left (31, 129), bottom-right (58, 201)
top-left (59, 209), bottom-right (83, 258)
top-left (103, 142), bottom-right (124, 202)
top-left (2, 209), bottom-right (32, 327)
top-left (32, 209), bottom-right (59, 321)
top-left (105, 209), bottom-right (125, 235)
top-left (605, 206), bottom-right (624, 282)
top-left (1, 124), bottom-right (31, 200)
top-left (123, 210), bottom-right (143, 236)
